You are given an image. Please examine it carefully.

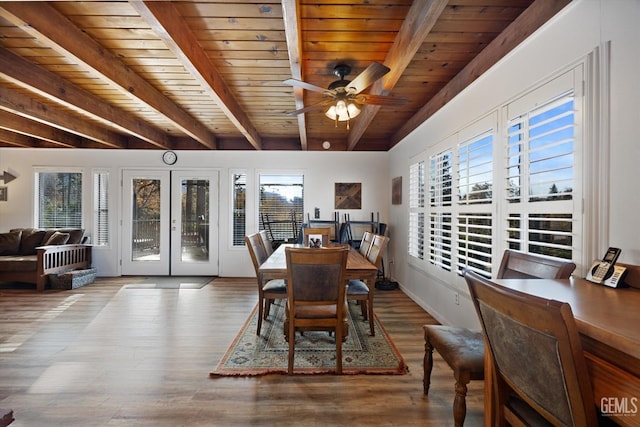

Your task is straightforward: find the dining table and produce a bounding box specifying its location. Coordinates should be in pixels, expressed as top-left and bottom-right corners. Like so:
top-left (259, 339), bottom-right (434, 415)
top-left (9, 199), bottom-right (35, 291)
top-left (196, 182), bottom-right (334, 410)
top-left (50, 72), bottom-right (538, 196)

top-left (258, 243), bottom-right (379, 335)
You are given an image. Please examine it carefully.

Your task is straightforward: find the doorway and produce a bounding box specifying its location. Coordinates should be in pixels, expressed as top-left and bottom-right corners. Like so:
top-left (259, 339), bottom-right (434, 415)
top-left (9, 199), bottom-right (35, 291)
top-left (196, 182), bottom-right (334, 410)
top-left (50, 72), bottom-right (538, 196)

top-left (121, 169), bottom-right (219, 276)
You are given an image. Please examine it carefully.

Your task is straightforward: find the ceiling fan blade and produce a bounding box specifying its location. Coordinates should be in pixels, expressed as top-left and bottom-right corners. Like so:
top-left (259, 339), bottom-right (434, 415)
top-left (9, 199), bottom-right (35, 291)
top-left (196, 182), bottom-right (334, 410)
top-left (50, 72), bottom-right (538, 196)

top-left (286, 99), bottom-right (335, 116)
top-left (354, 94), bottom-right (409, 106)
top-left (346, 62), bottom-right (390, 94)
top-left (283, 78), bottom-right (328, 94)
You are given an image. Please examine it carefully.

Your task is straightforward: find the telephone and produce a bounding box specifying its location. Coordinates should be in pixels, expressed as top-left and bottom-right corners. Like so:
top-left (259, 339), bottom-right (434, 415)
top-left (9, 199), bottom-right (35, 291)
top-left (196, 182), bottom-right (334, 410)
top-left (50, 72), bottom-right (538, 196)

top-left (585, 247), bottom-right (626, 287)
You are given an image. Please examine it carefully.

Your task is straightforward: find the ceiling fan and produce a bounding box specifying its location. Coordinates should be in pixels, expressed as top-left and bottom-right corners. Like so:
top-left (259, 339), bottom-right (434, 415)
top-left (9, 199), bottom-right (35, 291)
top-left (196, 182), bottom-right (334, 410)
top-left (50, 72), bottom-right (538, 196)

top-left (284, 62), bottom-right (408, 128)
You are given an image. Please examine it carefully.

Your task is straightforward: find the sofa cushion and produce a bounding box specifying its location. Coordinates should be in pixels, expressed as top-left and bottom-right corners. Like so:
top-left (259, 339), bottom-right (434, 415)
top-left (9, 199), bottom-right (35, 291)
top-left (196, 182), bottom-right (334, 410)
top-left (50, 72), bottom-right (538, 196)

top-left (0, 255), bottom-right (38, 272)
top-left (44, 231), bottom-right (70, 246)
top-left (17, 229), bottom-right (47, 255)
top-left (0, 231), bottom-right (22, 256)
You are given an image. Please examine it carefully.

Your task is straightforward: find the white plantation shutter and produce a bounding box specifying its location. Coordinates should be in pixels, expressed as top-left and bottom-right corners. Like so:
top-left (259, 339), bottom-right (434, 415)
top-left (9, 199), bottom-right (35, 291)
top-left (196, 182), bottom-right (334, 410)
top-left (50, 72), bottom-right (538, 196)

top-left (232, 172), bottom-right (247, 246)
top-left (429, 150), bottom-right (453, 271)
top-left (408, 160), bottom-right (425, 260)
top-left (457, 130), bottom-right (494, 277)
top-left (505, 88), bottom-right (577, 261)
top-left (93, 171), bottom-right (109, 246)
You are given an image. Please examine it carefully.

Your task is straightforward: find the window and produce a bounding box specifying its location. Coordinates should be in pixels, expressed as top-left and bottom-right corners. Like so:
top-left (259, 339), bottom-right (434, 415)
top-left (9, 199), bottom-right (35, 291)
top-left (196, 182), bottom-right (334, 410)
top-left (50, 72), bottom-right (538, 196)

top-left (93, 170), bottom-right (109, 246)
top-left (34, 170), bottom-right (82, 228)
top-left (505, 86), bottom-right (577, 260)
top-left (232, 172), bottom-right (246, 246)
top-left (429, 149), bottom-right (453, 271)
top-left (457, 130), bottom-right (494, 277)
top-left (408, 160), bottom-right (425, 260)
top-left (258, 173), bottom-right (303, 242)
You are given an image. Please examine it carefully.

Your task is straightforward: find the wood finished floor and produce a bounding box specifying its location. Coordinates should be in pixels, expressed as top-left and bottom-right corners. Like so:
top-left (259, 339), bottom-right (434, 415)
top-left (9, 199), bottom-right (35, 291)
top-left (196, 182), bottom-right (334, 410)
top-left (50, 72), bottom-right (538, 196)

top-left (0, 277), bottom-right (484, 426)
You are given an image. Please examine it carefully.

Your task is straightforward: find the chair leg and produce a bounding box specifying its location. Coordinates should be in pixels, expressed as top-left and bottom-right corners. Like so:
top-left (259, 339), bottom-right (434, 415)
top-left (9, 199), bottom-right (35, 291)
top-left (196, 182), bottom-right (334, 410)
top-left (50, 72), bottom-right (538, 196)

top-left (257, 297), bottom-right (264, 336)
top-left (288, 317), bottom-right (295, 374)
top-left (453, 380), bottom-right (469, 427)
top-left (367, 294), bottom-right (375, 336)
top-left (336, 321), bottom-right (343, 374)
top-left (264, 298), bottom-right (273, 318)
top-left (424, 338), bottom-right (434, 395)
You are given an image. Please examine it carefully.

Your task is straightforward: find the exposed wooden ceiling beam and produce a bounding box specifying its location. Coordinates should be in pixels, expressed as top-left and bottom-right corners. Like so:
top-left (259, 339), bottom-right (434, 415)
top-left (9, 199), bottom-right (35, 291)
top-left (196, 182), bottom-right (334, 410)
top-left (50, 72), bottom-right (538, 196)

top-left (0, 2), bottom-right (217, 149)
top-left (390, 0), bottom-right (572, 147)
top-left (0, 86), bottom-right (128, 149)
top-left (0, 128), bottom-right (44, 148)
top-left (0, 47), bottom-right (170, 150)
top-left (347, 0), bottom-right (448, 151)
top-left (282, 0), bottom-right (307, 150)
top-left (0, 109), bottom-right (83, 148)
top-left (131, 1), bottom-right (262, 150)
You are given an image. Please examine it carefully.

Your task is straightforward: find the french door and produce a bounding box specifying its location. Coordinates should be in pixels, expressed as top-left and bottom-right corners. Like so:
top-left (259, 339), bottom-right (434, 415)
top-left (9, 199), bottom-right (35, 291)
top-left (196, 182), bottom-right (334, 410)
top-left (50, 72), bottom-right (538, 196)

top-left (122, 169), bottom-right (219, 276)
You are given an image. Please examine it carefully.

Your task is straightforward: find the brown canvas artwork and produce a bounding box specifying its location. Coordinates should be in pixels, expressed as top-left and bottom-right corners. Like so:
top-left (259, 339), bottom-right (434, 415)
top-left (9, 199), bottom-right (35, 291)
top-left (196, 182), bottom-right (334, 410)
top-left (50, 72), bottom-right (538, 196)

top-left (335, 183), bottom-right (361, 209)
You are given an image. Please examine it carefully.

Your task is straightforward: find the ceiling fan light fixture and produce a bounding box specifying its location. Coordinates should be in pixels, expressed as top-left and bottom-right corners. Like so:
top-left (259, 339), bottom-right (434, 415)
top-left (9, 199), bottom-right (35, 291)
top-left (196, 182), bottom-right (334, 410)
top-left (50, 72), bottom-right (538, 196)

top-left (325, 100), bottom-right (361, 122)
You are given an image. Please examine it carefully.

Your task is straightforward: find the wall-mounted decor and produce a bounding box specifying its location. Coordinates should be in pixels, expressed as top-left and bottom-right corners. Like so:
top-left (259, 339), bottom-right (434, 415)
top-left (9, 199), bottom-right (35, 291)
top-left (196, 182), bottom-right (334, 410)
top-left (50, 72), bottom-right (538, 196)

top-left (0, 186), bottom-right (7, 202)
top-left (392, 176), bottom-right (402, 205)
top-left (335, 182), bottom-right (361, 209)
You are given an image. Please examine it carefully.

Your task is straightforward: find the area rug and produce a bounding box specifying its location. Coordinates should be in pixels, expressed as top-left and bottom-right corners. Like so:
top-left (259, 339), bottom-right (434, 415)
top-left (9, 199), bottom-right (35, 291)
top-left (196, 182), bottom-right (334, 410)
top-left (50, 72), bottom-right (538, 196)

top-left (210, 300), bottom-right (407, 376)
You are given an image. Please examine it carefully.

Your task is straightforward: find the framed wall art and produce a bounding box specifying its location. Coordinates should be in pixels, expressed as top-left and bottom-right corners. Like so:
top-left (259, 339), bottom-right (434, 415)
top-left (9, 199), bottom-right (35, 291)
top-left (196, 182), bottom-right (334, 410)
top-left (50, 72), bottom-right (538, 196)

top-left (392, 176), bottom-right (402, 205)
top-left (334, 182), bottom-right (361, 209)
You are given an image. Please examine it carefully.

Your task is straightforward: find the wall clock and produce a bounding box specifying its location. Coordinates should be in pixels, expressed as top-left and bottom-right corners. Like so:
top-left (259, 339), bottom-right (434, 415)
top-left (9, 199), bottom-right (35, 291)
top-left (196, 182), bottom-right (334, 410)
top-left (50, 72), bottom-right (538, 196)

top-left (162, 150), bottom-right (177, 165)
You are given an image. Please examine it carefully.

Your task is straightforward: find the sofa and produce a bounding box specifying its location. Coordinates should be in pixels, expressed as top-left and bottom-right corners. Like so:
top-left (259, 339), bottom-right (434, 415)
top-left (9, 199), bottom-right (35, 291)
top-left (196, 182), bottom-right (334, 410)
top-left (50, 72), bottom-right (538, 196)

top-left (0, 228), bottom-right (92, 291)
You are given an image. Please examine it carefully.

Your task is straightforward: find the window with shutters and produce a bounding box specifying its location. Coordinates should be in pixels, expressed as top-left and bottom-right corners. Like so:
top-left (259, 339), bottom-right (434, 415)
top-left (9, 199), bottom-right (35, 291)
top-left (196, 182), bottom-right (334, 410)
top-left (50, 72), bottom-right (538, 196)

top-left (429, 150), bottom-right (453, 271)
top-left (93, 170), bottom-right (109, 246)
top-left (232, 172), bottom-right (247, 246)
top-left (457, 130), bottom-right (494, 277)
top-left (505, 76), bottom-right (578, 261)
top-left (408, 160), bottom-right (425, 261)
top-left (258, 173), bottom-right (304, 242)
top-left (407, 66), bottom-right (582, 280)
top-left (34, 170), bottom-right (83, 228)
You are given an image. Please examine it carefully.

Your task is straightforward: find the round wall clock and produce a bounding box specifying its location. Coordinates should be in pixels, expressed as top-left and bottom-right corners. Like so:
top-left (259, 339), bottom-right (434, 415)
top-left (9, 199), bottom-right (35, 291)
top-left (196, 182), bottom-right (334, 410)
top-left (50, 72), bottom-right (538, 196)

top-left (162, 150), bottom-right (177, 165)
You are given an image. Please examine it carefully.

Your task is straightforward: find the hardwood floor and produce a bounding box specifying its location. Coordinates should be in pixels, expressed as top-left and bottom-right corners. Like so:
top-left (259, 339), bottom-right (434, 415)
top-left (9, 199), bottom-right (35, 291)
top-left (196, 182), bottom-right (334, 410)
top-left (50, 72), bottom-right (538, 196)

top-left (0, 277), bottom-right (484, 426)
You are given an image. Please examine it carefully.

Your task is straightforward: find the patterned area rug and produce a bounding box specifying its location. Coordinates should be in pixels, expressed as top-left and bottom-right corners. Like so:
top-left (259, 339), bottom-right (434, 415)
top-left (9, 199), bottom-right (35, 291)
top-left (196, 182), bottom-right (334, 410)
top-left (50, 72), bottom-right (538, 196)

top-left (210, 300), bottom-right (407, 376)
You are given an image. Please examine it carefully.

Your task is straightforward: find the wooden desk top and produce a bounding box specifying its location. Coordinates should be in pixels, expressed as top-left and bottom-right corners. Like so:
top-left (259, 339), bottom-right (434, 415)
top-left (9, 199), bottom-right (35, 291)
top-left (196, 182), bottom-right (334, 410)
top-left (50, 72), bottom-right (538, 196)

top-left (492, 277), bottom-right (640, 362)
top-left (259, 244), bottom-right (378, 280)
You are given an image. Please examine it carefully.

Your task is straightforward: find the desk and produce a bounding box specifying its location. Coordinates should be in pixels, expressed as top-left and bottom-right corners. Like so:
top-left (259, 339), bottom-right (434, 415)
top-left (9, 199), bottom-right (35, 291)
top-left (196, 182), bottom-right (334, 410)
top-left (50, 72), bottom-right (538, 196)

top-left (487, 277), bottom-right (640, 426)
top-left (259, 244), bottom-right (379, 334)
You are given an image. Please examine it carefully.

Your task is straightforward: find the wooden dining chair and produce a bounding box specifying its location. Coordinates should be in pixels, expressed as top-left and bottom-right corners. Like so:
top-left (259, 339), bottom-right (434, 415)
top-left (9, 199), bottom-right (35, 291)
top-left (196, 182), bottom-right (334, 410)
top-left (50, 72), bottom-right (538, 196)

top-left (347, 234), bottom-right (389, 336)
top-left (358, 231), bottom-right (374, 258)
top-left (423, 250), bottom-right (576, 426)
top-left (302, 227), bottom-right (331, 247)
top-left (258, 229), bottom-right (273, 257)
top-left (245, 233), bottom-right (286, 336)
top-left (284, 246), bottom-right (349, 374)
top-left (464, 269), bottom-right (598, 426)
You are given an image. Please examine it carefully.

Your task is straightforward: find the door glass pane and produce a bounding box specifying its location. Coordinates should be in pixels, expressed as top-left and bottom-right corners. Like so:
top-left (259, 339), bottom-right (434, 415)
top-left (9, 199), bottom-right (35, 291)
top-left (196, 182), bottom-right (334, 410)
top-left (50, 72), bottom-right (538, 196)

top-left (132, 178), bottom-right (161, 261)
top-left (181, 178), bottom-right (209, 262)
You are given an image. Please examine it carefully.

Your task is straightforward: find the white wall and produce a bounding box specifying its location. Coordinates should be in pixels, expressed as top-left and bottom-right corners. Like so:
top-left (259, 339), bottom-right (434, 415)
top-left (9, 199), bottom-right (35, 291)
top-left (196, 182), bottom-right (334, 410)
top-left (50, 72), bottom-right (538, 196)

top-left (0, 149), bottom-right (389, 277)
top-left (388, 0), bottom-right (640, 328)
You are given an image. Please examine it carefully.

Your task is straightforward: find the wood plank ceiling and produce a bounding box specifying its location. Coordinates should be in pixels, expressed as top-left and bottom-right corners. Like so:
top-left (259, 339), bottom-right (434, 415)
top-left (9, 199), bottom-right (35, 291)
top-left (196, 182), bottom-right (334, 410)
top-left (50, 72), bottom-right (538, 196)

top-left (0, 0), bottom-right (571, 152)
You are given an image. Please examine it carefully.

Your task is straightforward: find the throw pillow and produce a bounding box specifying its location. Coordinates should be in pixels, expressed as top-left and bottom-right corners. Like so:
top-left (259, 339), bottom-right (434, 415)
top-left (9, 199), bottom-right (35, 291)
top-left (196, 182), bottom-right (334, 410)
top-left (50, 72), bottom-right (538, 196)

top-left (44, 231), bottom-right (70, 246)
top-left (19, 229), bottom-right (46, 255)
top-left (0, 230), bottom-right (21, 255)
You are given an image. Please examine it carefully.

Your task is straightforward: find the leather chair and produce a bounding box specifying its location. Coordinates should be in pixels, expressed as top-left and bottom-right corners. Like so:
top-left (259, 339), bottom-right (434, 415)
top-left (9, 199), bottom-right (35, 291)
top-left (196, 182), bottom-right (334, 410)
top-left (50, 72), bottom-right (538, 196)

top-left (302, 227), bottom-right (331, 247)
top-left (284, 246), bottom-right (349, 374)
top-left (245, 232), bottom-right (286, 335)
top-left (347, 234), bottom-right (389, 336)
top-left (423, 250), bottom-right (576, 426)
top-left (464, 270), bottom-right (598, 426)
